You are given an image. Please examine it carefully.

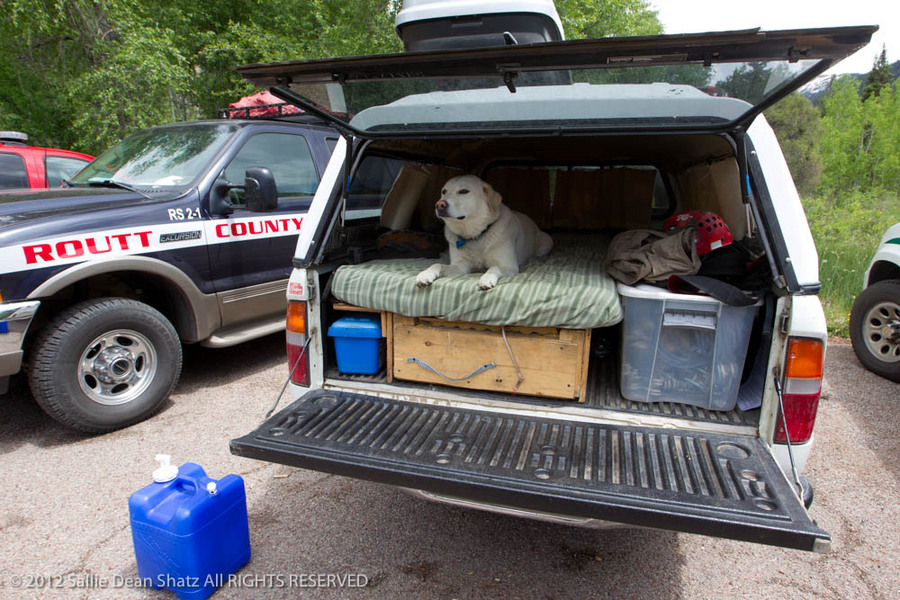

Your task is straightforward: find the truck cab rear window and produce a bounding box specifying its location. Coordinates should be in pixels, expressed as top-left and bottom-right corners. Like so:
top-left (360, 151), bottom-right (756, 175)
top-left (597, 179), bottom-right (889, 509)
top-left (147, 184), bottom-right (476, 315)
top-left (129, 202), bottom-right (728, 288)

top-left (0, 152), bottom-right (28, 189)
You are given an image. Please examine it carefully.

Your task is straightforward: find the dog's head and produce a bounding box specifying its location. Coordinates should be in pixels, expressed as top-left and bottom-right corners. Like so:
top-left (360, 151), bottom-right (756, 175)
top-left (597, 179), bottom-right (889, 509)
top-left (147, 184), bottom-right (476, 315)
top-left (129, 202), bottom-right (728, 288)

top-left (434, 175), bottom-right (502, 234)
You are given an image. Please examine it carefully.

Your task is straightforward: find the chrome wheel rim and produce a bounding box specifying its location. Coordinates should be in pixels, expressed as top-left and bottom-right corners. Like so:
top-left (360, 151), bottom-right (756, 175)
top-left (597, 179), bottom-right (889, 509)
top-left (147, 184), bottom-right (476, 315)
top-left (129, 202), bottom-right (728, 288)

top-left (78, 329), bottom-right (158, 405)
top-left (861, 300), bottom-right (900, 364)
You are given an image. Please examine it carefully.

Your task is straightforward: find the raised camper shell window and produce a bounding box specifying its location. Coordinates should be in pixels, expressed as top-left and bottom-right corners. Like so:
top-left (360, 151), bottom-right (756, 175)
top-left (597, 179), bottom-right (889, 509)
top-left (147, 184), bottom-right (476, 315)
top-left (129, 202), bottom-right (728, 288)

top-left (237, 27), bottom-right (875, 138)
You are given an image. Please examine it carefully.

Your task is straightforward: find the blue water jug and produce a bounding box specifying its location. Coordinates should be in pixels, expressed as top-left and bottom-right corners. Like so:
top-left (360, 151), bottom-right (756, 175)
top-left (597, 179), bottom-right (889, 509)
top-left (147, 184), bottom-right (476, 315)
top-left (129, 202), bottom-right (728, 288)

top-left (128, 455), bottom-right (251, 600)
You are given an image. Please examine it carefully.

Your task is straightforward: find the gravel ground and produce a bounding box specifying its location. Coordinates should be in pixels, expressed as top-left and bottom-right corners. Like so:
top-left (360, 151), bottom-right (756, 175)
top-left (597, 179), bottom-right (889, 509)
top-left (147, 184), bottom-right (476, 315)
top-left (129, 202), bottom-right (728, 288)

top-left (0, 337), bottom-right (897, 600)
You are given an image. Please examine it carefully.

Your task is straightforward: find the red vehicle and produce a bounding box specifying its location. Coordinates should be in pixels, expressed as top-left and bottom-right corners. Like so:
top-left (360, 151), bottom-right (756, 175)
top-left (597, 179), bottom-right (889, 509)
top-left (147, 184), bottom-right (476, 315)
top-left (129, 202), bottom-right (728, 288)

top-left (0, 132), bottom-right (94, 189)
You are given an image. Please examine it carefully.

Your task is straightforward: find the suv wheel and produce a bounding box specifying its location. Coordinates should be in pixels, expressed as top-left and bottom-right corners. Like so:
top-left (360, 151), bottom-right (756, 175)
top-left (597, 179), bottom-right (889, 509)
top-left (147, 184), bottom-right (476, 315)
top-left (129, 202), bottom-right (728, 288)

top-left (28, 298), bottom-right (183, 432)
top-left (849, 280), bottom-right (900, 383)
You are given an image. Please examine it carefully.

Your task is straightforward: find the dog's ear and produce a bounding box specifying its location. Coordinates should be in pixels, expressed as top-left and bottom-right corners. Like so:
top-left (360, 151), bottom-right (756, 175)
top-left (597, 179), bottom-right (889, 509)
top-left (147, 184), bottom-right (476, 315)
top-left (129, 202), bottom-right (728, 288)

top-left (483, 181), bottom-right (502, 214)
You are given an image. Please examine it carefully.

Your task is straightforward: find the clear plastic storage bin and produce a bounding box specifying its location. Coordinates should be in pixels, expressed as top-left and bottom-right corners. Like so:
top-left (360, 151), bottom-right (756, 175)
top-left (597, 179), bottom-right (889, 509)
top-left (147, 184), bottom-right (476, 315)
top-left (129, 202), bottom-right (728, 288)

top-left (617, 283), bottom-right (758, 411)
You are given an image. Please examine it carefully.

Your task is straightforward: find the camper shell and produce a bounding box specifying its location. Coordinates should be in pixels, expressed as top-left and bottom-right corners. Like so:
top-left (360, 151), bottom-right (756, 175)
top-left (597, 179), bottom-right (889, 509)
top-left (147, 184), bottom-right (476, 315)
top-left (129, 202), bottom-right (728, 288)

top-left (230, 25), bottom-right (876, 552)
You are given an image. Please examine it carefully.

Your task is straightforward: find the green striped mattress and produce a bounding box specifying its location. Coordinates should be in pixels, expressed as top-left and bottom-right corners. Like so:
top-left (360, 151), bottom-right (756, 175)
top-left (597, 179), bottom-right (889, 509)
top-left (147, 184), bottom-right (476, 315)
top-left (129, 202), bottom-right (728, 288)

top-left (331, 236), bottom-right (622, 329)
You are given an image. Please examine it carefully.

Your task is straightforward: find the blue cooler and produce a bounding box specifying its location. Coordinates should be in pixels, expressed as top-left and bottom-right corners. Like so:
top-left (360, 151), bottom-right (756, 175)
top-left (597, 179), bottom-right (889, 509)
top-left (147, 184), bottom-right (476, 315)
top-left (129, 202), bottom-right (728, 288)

top-left (129, 456), bottom-right (251, 600)
top-left (328, 315), bottom-right (383, 374)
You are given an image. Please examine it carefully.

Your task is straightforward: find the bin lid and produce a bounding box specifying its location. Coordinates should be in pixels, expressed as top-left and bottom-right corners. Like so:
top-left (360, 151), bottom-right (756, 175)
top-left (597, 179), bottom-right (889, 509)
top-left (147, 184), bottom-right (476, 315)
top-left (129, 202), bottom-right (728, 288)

top-left (617, 281), bottom-right (762, 308)
top-left (617, 282), bottom-right (720, 303)
top-left (328, 315), bottom-right (383, 338)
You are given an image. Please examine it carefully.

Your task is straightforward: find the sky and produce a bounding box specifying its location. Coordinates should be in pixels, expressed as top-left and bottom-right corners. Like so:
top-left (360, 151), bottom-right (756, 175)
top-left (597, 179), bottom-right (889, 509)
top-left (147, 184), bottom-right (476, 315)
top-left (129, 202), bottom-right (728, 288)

top-left (650, 0), bottom-right (898, 74)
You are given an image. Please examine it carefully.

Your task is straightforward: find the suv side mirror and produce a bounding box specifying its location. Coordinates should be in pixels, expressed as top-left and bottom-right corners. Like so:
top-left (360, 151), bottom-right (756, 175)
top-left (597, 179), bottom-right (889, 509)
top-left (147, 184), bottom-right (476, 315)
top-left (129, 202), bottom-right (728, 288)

top-left (244, 167), bottom-right (277, 212)
top-left (210, 178), bottom-right (236, 216)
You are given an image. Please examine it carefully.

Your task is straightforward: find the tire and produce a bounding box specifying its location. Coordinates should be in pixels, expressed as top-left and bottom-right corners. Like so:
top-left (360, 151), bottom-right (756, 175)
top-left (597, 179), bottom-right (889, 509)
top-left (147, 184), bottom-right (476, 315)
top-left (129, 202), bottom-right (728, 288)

top-left (28, 298), bottom-right (183, 433)
top-left (849, 280), bottom-right (900, 383)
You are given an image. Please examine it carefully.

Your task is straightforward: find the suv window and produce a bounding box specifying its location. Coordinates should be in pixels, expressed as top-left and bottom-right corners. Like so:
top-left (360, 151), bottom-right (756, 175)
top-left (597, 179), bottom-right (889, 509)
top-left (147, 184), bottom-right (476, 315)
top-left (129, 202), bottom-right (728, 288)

top-left (0, 152), bottom-right (29, 189)
top-left (225, 133), bottom-right (318, 206)
top-left (45, 155), bottom-right (90, 187)
top-left (345, 155), bottom-right (407, 219)
top-left (71, 123), bottom-right (239, 192)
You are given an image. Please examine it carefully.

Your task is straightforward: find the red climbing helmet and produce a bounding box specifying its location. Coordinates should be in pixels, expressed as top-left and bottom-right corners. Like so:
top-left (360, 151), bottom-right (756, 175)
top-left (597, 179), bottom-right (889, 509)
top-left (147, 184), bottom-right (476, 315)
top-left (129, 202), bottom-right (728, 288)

top-left (663, 210), bottom-right (733, 256)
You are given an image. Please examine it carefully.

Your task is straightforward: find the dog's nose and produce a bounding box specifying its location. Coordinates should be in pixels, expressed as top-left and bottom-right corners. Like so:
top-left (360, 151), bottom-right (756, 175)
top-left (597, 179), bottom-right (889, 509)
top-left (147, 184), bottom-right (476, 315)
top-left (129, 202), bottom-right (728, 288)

top-left (435, 200), bottom-right (448, 210)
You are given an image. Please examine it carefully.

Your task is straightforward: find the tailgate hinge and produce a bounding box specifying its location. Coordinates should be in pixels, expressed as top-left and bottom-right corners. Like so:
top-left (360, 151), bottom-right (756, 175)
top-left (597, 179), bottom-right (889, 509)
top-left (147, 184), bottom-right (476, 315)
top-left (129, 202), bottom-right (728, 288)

top-left (779, 308), bottom-right (791, 335)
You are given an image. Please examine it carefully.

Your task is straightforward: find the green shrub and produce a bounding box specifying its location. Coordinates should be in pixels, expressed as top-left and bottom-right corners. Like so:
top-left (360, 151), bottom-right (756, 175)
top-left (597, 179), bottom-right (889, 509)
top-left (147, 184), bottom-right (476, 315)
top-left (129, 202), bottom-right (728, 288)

top-left (803, 192), bottom-right (900, 337)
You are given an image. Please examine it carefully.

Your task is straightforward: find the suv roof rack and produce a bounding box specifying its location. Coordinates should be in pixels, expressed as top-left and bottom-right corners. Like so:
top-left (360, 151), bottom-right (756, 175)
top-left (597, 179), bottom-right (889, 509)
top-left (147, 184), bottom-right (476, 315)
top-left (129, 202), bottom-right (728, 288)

top-left (0, 131), bottom-right (29, 145)
top-left (217, 102), bottom-right (328, 126)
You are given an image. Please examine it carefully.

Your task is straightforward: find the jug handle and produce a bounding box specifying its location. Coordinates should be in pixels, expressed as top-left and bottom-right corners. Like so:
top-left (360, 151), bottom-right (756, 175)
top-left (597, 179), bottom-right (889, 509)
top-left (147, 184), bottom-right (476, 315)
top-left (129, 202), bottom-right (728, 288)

top-left (174, 475), bottom-right (201, 495)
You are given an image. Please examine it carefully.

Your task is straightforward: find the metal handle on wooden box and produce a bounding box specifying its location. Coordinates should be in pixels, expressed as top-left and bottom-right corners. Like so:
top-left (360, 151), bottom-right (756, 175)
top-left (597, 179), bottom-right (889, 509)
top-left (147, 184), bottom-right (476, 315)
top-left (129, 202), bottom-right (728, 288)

top-left (406, 357), bottom-right (496, 382)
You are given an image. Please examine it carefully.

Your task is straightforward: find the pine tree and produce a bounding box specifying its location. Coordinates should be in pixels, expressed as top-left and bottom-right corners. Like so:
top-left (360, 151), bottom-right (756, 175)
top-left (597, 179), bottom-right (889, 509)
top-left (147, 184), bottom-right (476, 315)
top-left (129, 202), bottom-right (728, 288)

top-left (862, 45), bottom-right (893, 101)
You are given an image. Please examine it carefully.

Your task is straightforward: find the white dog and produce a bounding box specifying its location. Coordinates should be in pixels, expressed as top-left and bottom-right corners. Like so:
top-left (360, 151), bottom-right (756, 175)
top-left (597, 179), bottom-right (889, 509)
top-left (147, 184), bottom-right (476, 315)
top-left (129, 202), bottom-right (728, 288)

top-left (415, 175), bottom-right (553, 290)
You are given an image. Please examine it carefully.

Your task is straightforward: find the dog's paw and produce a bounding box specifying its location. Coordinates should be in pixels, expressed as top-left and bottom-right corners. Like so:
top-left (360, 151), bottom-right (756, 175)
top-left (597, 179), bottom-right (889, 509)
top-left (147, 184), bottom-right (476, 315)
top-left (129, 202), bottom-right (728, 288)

top-left (478, 272), bottom-right (499, 290)
top-left (416, 266), bottom-right (440, 288)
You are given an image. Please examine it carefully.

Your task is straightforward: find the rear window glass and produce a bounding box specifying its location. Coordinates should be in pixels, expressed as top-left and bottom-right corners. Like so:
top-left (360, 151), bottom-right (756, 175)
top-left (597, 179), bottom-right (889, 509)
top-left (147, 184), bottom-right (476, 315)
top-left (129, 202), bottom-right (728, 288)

top-left (224, 133), bottom-right (318, 204)
top-left (345, 155), bottom-right (406, 219)
top-left (0, 152), bottom-right (29, 189)
top-left (482, 164), bottom-right (672, 229)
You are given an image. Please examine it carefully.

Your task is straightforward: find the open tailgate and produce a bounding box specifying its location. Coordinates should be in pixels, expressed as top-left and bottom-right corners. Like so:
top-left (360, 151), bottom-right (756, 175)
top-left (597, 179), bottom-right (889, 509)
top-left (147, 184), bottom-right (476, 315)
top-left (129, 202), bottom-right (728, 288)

top-left (232, 390), bottom-right (830, 552)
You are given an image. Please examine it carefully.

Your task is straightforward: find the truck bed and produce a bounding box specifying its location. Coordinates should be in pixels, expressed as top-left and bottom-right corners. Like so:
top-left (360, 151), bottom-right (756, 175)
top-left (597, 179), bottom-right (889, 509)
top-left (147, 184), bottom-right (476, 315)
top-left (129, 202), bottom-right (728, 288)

top-left (325, 349), bottom-right (759, 430)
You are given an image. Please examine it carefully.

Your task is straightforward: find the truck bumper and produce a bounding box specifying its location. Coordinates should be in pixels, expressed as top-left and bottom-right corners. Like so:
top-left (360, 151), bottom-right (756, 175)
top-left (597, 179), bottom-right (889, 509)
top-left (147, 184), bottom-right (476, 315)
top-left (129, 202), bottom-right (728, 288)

top-left (773, 437), bottom-right (813, 480)
top-left (0, 300), bottom-right (40, 379)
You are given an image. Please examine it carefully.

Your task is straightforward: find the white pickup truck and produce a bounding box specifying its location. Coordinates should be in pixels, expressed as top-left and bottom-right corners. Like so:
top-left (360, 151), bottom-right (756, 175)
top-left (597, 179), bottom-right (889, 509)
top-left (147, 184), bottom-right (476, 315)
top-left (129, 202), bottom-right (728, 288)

top-left (850, 222), bottom-right (900, 382)
top-left (229, 3), bottom-right (875, 552)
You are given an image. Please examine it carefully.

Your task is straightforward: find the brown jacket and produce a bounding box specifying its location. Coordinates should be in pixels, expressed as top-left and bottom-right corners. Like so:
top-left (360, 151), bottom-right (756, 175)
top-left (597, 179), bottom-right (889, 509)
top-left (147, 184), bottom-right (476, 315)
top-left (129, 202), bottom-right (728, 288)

top-left (605, 228), bottom-right (700, 285)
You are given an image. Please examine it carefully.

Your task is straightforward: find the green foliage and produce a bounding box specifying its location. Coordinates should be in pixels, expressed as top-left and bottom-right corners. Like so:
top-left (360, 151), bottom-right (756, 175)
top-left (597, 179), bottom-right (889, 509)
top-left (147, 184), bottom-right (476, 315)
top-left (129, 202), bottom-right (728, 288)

top-left (761, 54), bottom-right (899, 336)
top-left (67, 23), bottom-right (194, 151)
top-left (549, 1), bottom-right (675, 86)
top-left (0, 0), bottom-right (402, 154)
top-left (555, 0), bottom-right (662, 38)
top-left (804, 192), bottom-right (900, 337)
top-left (862, 45), bottom-right (893, 101)
top-left (0, 0), bottom-right (103, 149)
top-left (764, 93), bottom-right (823, 195)
top-left (0, 0), bottom-right (662, 155)
top-left (820, 75), bottom-right (900, 200)
top-left (797, 58), bottom-right (899, 335)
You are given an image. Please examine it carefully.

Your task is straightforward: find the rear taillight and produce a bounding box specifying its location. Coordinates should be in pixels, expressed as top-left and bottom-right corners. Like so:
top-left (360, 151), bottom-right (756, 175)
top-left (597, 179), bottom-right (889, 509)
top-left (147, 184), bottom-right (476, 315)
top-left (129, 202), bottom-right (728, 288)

top-left (775, 338), bottom-right (824, 444)
top-left (286, 301), bottom-right (310, 386)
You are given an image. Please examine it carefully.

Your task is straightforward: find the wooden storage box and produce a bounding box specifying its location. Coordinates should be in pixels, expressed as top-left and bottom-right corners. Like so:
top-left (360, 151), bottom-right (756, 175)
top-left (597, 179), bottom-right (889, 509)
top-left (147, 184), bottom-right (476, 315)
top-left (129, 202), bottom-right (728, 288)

top-left (392, 315), bottom-right (591, 401)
